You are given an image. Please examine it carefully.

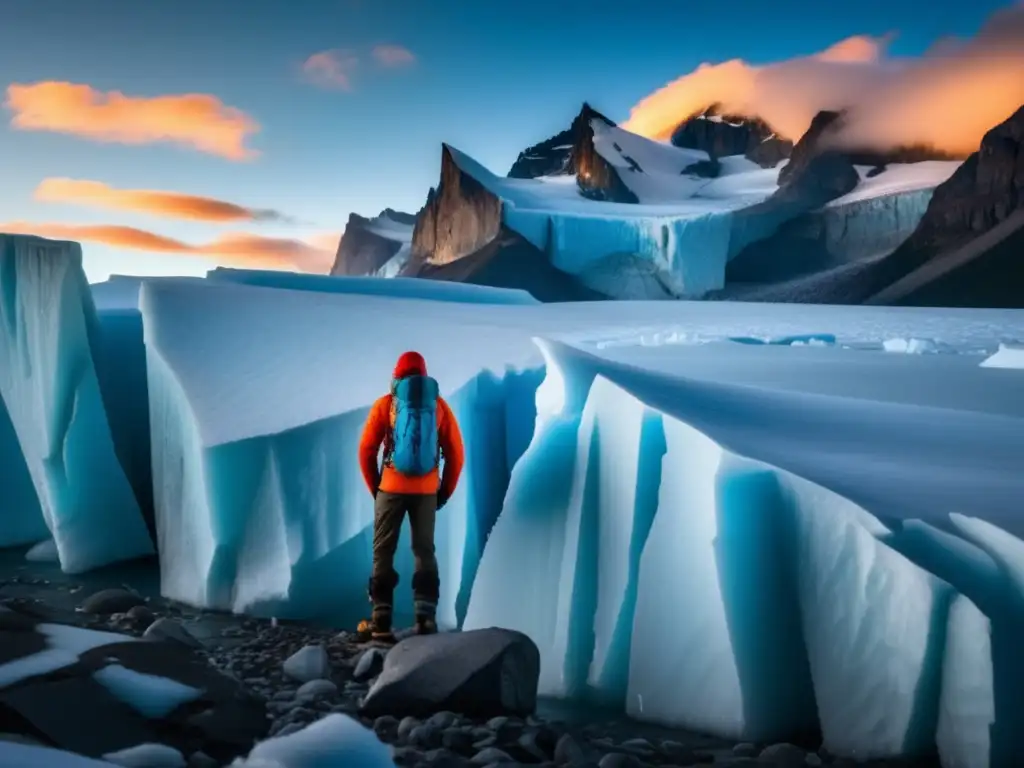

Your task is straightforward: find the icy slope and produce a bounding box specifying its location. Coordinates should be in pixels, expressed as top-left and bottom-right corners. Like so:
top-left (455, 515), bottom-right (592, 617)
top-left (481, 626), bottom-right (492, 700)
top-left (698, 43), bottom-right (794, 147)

top-left (206, 267), bottom-right (539, 305)
top-left (0, 235), bottom-right (152, 572)
top-left (0, 393), bottom-right (46, 546)
top-left (466, 338), bottom-right (1024, 760)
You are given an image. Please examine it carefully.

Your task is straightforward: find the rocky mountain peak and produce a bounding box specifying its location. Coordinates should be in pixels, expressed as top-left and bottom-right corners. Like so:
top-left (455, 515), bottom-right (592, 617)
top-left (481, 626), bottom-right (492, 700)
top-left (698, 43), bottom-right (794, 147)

top-left (672, 103), bottom-right (792, 168)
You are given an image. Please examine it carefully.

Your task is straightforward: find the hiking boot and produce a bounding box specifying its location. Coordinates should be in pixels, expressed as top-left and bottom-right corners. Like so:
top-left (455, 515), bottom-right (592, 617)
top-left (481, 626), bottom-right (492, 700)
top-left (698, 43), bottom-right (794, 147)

top-left (357, 617), bottom-right (396, 644)
top-left (414, 615), bottom-right (437, 635)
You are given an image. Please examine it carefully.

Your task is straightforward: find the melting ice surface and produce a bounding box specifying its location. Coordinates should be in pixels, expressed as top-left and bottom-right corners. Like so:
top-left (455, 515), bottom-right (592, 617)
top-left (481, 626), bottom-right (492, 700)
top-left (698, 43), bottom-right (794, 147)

top-left (133, 271), bottom-right (1024, 765)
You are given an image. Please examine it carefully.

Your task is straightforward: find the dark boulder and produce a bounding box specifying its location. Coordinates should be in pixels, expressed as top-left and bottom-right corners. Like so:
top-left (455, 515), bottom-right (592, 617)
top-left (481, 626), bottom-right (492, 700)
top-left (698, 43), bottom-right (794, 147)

top-left (359, 628), bottom-right (540, 719)
top-left (80, 589), bottom-right (145, 616)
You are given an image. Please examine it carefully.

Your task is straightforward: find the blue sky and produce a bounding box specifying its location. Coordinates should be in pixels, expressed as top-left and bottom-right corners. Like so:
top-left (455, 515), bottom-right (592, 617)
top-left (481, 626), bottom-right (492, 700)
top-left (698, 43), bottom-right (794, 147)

top-left (0, 0), bottom-right (1013, 282)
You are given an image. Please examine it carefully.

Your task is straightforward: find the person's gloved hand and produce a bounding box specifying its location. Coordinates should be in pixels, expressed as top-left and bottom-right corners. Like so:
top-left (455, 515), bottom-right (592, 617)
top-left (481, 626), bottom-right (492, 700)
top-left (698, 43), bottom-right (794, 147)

top-left (436, 490), bottom-right (450, 510)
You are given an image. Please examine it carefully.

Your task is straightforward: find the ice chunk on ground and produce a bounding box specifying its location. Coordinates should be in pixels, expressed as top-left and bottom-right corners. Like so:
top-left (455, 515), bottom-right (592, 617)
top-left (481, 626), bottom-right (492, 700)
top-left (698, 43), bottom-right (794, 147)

top-left (93, 664), bottom-right (203, 718)
top-left (26, 538), bottom-right (58, 562)
top-left (882, 337), bottom-right (938, 354)
top-left (206, 267), bottom-right (539, 305)
top-left (233, 713), bottom-right (395, 767)
top-left (937, 594), bottom-right (994, 768)
top-left (39, 623), bottom-right (134, 654)
top-left (0, 235), bottom-right (152, 572)
top-left (102, 744), bottom-right (185, 768)
top-left (0, 648), bottom-right (79, 688)
top-left (0, 742), bottom-right (118, 766)
top-left (979, 343), bottom-right (1024, 369)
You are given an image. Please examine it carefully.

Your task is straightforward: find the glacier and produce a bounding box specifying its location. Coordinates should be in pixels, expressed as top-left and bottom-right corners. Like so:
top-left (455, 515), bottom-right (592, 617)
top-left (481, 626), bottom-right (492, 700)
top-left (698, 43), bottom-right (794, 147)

top-left (444, 144), bottom-right (960, 300)
top-left (3, 258), bottom-right (1015, 766)
top-left (0, 236), bottom-right (152, 572)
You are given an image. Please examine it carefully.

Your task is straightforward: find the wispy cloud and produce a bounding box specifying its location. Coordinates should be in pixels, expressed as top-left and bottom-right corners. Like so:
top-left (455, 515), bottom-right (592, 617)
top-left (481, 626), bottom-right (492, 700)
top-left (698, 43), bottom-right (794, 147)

top-left (372, 44), bottom-right (416, 67)
top-left (0, 222), bottom-right (338, 273)
top-left (623, 3), bottom-right (1024, 156)
top-left (301, 49), bottom-right (359, 90)
top-left (34, 178), bottom-right (292, 224)
top-left (4, 82), bottom-right (259, 160)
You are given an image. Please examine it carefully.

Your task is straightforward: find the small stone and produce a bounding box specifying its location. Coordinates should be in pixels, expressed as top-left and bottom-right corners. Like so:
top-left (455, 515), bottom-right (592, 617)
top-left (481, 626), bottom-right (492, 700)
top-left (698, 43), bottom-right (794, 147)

top-left (81, 588), bottom-right (144, 615)
top-left (599, 754), bottom-right (641, 768)
top-left (295, 679), bottom-right (338, 700)
top-left (391, 745), bottom-right (424, 766)
top-left (144, 618), bottom-right (202, 649)
top-left (472, 735), bottom-right (497, 750)
top-left (554, 733), bottom-right (587, 764)
top-left (804, 755), bottom-right (823, 767)
top-left (471, 747), bottom-right (512, 765)
top-left (354, 647), bottom-right (386, 681)
top-left (516, 730), bottom-right (551, 760)
top-left (427, 711), bottom-right (459, 730)
top-left (410, 723), bottom-right (443, 749)
top-left (282, 645), bottom-right (331, 682)
top-left (186, 752), bottom-right (218, 768)
top-left (442, 728), bottom-right (475, 755)
top-left (272, 722), bottom-right (305, 739)
top-left (718, 760), bottom-right (758, 768)
top-left (127, 605), bottom-right (155, 624)
top-left (398, 715), bottom-right (421, 741)
top-left (423, 747), bottom-right (468, 767)
top-left (618, 738), bottom-right (651, 751)
top-left (102, 743), bottom-right (186, 767)
top-left (732, 743), bottom-right (757, 758)
top-left (758, 743), bottom-right (806, 767)
top-left (486, 716), bottom-right (509, 731)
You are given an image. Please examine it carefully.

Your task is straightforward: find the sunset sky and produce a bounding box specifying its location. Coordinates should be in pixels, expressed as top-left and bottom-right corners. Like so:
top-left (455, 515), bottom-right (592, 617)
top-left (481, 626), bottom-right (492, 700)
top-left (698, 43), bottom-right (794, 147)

top-left (0, 0), bottom-right (1017, 282)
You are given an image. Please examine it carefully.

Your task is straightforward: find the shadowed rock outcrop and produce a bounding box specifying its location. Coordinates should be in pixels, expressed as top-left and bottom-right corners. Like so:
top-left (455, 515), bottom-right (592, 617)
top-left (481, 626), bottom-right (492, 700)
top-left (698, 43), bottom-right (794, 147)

top-left (329, 209), bottom-right (414, 276)
top-left (410, 145), bottom-right (504, 266)
top-left (571, 103), bottom-right (640, 204)
top-left (508, 127), bottom-right (576, 179)
top-left (671, 104), bottom-right (791, 168)
top-left (860, 103), bottom-right (1024, 305)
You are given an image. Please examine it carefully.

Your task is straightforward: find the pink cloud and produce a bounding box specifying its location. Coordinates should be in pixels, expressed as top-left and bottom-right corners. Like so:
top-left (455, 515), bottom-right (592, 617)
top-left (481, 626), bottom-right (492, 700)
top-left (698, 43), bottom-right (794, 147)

top-left (302, 49), bottom-right (359, 90)
top-left (372, 44), bottom-right (416, 67)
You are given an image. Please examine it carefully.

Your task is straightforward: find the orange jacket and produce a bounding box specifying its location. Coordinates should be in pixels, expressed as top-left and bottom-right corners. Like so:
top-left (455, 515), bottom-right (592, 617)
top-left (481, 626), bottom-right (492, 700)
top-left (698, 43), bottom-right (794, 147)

top-left (358, 394), bottom-right (465, 498)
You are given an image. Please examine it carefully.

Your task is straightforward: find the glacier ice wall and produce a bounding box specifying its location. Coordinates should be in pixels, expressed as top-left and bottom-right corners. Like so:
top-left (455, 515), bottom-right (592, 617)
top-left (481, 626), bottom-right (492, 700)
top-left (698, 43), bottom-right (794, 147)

top-left (0, 392), bottom-right (47, 546)
top-left (465, 338), bottom-right (1024, 763)
top-left (821, 189), bottom-right (935, 262)
top-left (0, 235), bottom-right (152, 572)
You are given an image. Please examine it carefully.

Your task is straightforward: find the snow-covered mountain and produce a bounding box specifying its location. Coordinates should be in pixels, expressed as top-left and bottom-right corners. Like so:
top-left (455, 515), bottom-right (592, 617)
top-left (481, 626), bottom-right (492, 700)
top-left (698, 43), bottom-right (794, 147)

top-left (344, 99), bottom-right (1023, 307)
top-left (329, 208), bottom-right (415, 278)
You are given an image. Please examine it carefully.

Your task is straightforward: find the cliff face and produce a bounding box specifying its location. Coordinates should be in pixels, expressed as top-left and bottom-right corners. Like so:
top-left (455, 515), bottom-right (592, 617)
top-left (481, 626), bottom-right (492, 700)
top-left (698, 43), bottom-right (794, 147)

top-left (854, 103), bottom-right (1024, 302)
top-left (410, 145), bottom-right (504, 266)
top-left (329, 210), bottom-right (412, 276)
top-left (568, 103), bottom-right (639, 204)
top-left (507, 127), bottom-right (575, 179)
top-left (671, 104), bottom-right (793, 168)
top-left (774, 111), bottom-right (860, 208)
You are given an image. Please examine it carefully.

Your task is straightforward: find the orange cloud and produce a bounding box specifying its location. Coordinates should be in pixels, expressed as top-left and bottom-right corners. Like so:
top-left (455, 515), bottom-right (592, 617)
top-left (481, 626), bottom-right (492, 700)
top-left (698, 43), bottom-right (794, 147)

top-left (623, 4), bottom-right (1024, 157)
top-left (0, 222), bottom-right (338, 273)
top-left (372, 44), bottom-right (416, 67)
top-left (34, 178), bottom-right (291, 223)
top-left (302, 50), bottom-right (359, 90)
top-left (4, 82), bottom-right (259, 160)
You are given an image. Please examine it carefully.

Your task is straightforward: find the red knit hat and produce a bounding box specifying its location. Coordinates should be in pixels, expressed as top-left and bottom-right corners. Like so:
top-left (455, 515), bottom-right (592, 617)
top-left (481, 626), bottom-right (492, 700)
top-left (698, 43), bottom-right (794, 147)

top-left (393, 350), bottom-right (427, 379)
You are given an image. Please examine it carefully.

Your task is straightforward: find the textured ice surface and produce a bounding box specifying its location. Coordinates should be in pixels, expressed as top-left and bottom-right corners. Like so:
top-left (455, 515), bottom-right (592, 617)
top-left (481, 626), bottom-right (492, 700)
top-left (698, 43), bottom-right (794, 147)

top-left (93, 664), bottom-right (203, 718)
top-left (0, 235), bottom-right (151, 572)
top-left (25, 537), bottom-right (58, 562)
top-left (0, 742), bottom-right (118, 767)
top-left (139, 276), bottom-right (1024, 761)
top-left (980, 343), bottom-right (1024, 369)
top-left (206, 267), bottom-right (539, 305)
top-left (467, 337), bottom-right (1024, 756)
top-left (235, 714), bottom-right (396, 767)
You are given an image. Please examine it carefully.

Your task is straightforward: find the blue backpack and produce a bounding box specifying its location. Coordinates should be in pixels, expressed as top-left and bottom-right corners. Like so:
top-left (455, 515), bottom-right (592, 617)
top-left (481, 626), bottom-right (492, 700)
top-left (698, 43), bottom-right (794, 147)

top-left (386, 374), bottom-right (441, 476)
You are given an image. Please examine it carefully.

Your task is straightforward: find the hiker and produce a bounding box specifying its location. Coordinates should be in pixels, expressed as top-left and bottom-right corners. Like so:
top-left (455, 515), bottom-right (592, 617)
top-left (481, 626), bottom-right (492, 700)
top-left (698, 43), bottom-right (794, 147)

top-left (356, 350), bottom-right (464, 642)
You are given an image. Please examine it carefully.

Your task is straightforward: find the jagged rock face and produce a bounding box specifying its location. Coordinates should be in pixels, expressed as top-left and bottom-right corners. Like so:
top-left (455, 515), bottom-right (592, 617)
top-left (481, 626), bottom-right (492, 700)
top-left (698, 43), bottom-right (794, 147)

top-left (507, 128), bottom-right (575, 179)
top-left (671, 105), bottom-right (777, 156)
top-left (848, 103), bottom-right (1024, 303)
top-left (407, 227), bottom-right (604, 302)
top-left (572, 103), bottom-right (639, 204)
top-left (330, 212), bottom-right (406, 276)
top-left (410, 146), bottom-right (504, 266)
top-left (747, 137), bottom-right (794, 169)
top-left (896, 104), bottom-right (1023, 253)
top-left (773, 111), bottom-right (860, 208)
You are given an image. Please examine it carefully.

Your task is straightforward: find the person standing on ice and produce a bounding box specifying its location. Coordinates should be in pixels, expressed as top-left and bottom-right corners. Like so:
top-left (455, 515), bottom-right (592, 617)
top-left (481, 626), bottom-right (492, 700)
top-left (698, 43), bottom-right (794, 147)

top-left (356, 351), bottom-right (465, 643)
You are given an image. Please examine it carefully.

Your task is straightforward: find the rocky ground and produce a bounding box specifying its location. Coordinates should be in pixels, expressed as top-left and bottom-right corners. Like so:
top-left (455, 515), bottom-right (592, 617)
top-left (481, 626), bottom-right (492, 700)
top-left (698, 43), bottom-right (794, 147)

top-left (0, 549), bottom-right (941, 768)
